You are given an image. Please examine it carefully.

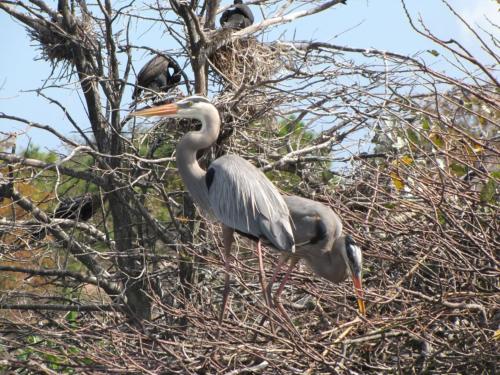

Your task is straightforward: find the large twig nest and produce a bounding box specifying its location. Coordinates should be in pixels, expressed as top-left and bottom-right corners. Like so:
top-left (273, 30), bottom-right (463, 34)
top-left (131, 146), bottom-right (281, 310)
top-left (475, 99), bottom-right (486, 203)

top-left (210, 38), bottom-right (285, 126)
top-left (28, 16), bottom-right (96, 64)
top-left (211, 37), bottom-right (282, 90)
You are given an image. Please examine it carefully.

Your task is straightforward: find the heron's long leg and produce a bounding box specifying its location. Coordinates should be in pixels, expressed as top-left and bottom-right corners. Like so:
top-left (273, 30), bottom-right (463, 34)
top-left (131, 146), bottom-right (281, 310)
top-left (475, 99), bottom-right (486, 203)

top-left (273, 257), bottom-right (299, 329)
top-left (254, 256), bottom-right (300, 338)
top-left (266, 254), bottom-right (290, 305)
top-left (219, 226), bottom-right (235, 324)
top-left (256, 240), bottom-right (271, 309)
top-left (255, 254), bottom-right (291, 336)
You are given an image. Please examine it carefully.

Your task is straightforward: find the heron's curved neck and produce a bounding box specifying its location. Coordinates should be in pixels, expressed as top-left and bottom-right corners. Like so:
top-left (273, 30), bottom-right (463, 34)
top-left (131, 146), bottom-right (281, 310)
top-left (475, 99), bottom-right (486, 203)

top-left (308, 239), bottom-right (347, 283)
top-left (176, 106), bottom-right (220, 210)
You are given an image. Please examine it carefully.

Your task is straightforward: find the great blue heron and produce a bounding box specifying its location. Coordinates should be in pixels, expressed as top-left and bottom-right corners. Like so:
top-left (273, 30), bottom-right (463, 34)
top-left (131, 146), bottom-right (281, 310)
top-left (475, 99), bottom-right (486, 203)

top-left (272, 195), bottom-right (365, 315)
top-left (220, 0), bottom-right (254, 30)
top-left (132, 54), bottom-right (182, 100)
top-left (131, 96), bottom-right (295, 322)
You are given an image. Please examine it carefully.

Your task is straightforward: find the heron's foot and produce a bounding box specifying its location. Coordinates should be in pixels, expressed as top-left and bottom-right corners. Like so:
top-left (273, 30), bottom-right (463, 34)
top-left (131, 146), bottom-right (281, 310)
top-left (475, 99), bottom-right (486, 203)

top-left (273, 296), bottom-right (300, 336)
top-left (218, 273), bottom-right (232, 325)
top-left (265, 285), bottom-right (275, 308)
top-left (266, 286), bottom-right (276, 310)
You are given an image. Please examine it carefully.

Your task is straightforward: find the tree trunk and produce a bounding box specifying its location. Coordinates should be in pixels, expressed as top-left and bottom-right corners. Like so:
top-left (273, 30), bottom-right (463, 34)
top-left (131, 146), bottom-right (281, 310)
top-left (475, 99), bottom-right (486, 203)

top-left (108, 193), bottom-right (152, 321)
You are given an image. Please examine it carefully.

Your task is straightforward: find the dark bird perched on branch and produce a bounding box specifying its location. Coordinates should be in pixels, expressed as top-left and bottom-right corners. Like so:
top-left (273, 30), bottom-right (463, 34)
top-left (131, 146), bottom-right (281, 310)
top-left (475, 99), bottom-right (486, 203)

top-left (132, 54), bottom-right (183, 100)
top-left (28, 193), bottom-right (101, 241)
top-left (220, 0), bottom-right (254, 30)
top-left (54, 193), bottom-right (101, 221)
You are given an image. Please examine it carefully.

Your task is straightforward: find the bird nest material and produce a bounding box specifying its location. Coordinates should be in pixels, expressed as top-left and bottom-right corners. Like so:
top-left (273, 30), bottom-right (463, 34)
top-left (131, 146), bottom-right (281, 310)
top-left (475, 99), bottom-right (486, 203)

top-left (211, 37), bottom-right (282, 90)
top-left (215, 90), bottom-right (277, 125)
top-left (28, 16), bottom-right (95, 64)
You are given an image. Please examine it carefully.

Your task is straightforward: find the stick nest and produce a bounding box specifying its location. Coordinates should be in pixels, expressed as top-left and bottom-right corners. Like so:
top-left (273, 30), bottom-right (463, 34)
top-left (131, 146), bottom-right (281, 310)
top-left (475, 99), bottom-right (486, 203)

top-left (211, 39), bottom-right (286, 127)
top-left (28, 16), bottom-right (95, 64)
top-left (211, 37), bottom-right (282, 89)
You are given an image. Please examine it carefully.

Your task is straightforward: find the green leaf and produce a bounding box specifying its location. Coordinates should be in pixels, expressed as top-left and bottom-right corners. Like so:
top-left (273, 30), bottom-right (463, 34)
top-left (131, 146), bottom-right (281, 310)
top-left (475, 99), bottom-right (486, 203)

top-left (428, 49), bottom-right (440, 57)
top-left (430, 132), bottom-right (445, 148)
top-left (422, 117), bottom-right (430, 131)
top-left (450, 163), bottom-right (467, 177)
top-left (406, 129), bottom-right (419, 145)
top-left (83, 357), bottom-right (95, 365)
top-left (27, 335), bottom-right (41, 344)
top-left (44, 353), bottom-right (64, 371)
top-left (480, 178), bottom-right (497, 204)
top-left (491, 170), bottom-right (500, 180)
top-left (68, 346), bottom-right (80, 355)
top-left (46, 152), bottom-right (58, 163)
top-left (66, 310), bottom-right (78, 323)
top-left (16, 350), bottom-right (31, 361)
top-left (45, 353), bottom-right (61, 365)
top-left (437, 211), bottom-right (446, 225)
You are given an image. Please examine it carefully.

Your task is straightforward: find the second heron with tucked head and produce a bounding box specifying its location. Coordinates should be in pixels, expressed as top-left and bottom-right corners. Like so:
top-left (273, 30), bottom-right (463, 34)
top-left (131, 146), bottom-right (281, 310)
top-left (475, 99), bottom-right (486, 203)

top-left (273, 195), bottom-right (365, 316)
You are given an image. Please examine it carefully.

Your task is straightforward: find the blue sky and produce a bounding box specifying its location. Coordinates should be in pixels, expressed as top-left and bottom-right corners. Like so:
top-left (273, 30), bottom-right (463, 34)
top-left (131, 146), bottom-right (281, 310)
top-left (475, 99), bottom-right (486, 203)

top-left (0, 0), bottom-right (497, 152)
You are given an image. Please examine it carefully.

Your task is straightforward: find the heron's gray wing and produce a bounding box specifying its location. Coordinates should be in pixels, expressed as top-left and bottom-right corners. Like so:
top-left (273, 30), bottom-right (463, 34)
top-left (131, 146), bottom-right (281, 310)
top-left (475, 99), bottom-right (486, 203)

top-left (207, 155), bottom-right (294, 252)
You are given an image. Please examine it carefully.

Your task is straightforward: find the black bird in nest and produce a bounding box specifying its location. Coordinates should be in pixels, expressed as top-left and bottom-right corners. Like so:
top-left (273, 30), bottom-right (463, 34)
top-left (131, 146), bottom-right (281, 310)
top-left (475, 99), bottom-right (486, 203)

top-left (220, 0), bottom-right (254, 30)
top-left (132, 54), bottom-right (183, 100)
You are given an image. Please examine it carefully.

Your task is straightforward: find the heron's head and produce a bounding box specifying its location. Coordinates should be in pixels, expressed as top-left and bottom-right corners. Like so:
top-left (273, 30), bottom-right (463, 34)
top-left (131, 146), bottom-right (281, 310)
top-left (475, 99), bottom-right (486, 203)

top-left (339, 235), bottom-right (366, 315)
top-left (131, 95), bottom-right (214, 120)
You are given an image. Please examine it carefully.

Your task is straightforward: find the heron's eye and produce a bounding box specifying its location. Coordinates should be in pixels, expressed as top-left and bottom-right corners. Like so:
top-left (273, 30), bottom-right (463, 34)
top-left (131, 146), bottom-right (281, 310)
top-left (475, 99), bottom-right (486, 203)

top-left (186, 101), bottom-right (193, 107)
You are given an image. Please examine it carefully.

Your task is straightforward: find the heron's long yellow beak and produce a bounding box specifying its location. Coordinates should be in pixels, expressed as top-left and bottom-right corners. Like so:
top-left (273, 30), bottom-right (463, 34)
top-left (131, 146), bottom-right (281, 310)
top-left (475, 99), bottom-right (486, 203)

top-left (352, 275), bottom-right (366, 315)
top-left (131, 103), bottom-right (179, 117)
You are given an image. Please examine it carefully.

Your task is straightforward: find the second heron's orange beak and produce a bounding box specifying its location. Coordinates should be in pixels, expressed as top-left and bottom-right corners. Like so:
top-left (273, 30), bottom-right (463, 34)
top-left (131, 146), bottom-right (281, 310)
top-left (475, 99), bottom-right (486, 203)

top-left (131, 103), bottom-right (179, 117)
top-left (352, 275), bottom-right (366, 315)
